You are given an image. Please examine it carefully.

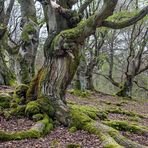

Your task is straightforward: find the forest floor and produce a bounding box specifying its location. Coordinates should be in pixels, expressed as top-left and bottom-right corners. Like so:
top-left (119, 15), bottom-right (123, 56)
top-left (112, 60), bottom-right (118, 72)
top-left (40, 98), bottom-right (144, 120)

top-left (0, 86), bottom-right (148, 148)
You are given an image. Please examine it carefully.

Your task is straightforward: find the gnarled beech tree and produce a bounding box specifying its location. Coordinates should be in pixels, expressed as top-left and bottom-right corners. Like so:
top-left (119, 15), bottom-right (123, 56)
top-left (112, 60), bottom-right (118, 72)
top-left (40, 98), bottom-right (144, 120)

top-left (27, 0), bottom-right (119, 125)
top-left (26, 0), bottom-right (147, 124)
top-left (1, 0), bottom-right (148, 147)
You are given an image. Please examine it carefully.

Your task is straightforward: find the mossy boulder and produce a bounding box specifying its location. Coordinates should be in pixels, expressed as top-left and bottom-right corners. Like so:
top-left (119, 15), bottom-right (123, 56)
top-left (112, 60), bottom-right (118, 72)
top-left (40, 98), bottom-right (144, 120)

top-left (0, 93), bottom-right (12, 108)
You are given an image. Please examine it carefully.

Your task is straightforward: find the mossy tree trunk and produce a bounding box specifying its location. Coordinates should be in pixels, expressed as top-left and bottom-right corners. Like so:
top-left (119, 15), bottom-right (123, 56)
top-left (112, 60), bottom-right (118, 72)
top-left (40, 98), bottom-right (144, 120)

top-left (0, 0), bottom-right (15, 85)
top-left (16, 0), bottom-right (39, 84)
top-left (116, 25), bottom-right (148, 98)
top-left (26, 0), bottom-right (118, 125)
top-left (73, 59), bottom-right (87, 91)
top-left (117, 75), bottom-right (133, 97)
top-left (0, 48), bottom-right (15, 85)
top-left (86, 62), bottom-right (95, 91)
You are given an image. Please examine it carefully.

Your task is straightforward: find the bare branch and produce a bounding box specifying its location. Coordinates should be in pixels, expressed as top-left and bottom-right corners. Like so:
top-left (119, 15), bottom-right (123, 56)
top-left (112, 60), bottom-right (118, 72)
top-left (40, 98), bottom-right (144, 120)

top-left (134, 80), bottom-right (148, 91)
top-left (78, 0), bottom-right (94, 14)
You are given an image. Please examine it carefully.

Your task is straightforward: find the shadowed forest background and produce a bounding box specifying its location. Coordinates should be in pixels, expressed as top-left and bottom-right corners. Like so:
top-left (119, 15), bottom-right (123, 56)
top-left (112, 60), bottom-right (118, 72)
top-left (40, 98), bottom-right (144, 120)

top-left (0, 0), bottom-right (148, 147)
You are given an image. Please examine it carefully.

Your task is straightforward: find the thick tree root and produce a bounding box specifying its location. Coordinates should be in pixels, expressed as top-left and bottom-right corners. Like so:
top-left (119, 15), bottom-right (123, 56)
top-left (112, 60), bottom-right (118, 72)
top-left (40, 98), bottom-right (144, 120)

top-left (103, 120), bottom-right (148, 137)
top-left (106, 107), bottom-right (147, 119)
top-left (0, 114), bottom-right (53, 141)
top-left (70, 108), bottom-right (147, 148)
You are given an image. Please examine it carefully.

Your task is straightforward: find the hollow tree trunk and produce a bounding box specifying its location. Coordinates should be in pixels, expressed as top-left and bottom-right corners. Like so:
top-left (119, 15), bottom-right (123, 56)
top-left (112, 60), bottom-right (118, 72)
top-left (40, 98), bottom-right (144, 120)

top-left (16, 0), bottom-right (39, 84)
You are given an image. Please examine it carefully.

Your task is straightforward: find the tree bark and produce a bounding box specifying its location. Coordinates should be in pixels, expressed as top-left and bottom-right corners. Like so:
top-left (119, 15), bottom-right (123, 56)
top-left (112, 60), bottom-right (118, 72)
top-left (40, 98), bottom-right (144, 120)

top-left (117, 75), bottom-right (133, 97)
top-left (0, 47), bottom-right (15, 85)
top-left (27, 0), bottom-right (118, 125)
top-left (16, 0), bottom-right (39, 84)
top-left (0, 0), bottom-right (15, 85)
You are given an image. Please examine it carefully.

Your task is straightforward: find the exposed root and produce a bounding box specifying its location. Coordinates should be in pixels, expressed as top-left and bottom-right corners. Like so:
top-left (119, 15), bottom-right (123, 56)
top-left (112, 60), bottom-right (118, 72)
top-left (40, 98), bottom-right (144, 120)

top-left (0, 114), bottom-right (53, 141)
top-left (70, 108), bottom-right (147, 148)
top-left (103, 120), bottom-right (148, 137)
top-left (106, 107), bottom-right (147, 119)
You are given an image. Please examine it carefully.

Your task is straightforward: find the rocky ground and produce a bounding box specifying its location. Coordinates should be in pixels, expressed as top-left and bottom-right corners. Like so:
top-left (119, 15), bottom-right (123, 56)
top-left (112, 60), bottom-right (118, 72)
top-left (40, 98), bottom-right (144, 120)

top-left (0, 86), bottom-right (148, 148)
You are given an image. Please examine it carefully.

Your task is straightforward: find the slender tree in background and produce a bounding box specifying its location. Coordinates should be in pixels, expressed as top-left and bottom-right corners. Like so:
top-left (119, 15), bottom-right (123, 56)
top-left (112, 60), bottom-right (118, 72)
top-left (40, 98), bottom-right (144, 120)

top-left (0, 0), bottom-right (15, 85)
top-left (16, 0), bottom-right (39, 84)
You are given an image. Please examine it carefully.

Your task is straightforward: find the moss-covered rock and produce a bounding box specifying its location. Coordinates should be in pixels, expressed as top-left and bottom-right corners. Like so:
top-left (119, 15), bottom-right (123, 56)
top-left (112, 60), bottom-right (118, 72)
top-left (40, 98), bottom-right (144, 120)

top-left (0, 93), bottom-right (12, 108)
